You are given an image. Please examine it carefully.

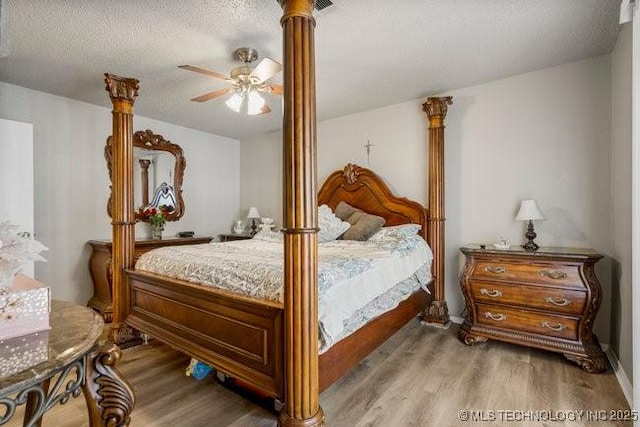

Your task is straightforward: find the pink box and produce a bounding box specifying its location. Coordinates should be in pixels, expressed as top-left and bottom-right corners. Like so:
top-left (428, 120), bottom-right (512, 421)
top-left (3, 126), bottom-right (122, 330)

top-left (0, 274), bottom-right (50, 340)
top-left (0, 330), bottom-right (49, 377)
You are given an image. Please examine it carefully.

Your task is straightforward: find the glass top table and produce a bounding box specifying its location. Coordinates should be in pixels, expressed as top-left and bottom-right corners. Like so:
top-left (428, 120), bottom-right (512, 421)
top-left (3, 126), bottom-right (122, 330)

top-left (0, 300), bottom-right (135, 426)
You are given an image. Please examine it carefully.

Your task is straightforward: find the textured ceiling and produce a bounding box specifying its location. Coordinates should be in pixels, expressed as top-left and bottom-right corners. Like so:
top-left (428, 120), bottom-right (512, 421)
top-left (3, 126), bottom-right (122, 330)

top-left (0, 1), bottom-right (621, 139)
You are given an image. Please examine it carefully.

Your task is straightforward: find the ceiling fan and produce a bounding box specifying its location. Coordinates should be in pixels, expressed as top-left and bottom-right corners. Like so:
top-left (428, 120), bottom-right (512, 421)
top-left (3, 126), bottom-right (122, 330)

top-left (179, 47), bottom-right (283, 115)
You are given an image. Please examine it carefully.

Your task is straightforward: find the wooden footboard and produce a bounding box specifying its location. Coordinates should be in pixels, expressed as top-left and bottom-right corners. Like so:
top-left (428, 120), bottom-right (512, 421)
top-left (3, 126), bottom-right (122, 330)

top-left (126, 268), bottom-right (429, 399)
top-left (126, 270), bottom-right (283, 398)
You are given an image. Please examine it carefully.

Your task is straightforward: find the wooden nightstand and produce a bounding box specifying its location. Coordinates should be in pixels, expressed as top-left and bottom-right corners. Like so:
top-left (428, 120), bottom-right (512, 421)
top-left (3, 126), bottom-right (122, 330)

top-left (219, 233), bottom-right (253, 242)
top-left (458, 245), bottom-right (607, 372)
top-left (87, 236), bottom-right (213, 322)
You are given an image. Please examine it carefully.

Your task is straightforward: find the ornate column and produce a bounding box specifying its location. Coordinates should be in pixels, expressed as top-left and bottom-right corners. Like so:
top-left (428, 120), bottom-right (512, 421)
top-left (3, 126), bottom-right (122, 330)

top-left (422, 96), bottom-right (453, 325)
top-left (278, 1), bottom-right (324, 426)
top-left (104, 74), bottom-right (139, 344)
top-left (138, 159), bottom-right (151, 206)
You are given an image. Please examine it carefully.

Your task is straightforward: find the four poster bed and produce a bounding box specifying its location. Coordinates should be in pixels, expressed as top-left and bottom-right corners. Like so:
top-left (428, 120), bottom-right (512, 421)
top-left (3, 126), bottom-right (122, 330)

top-left (104, 2), bottom-right (451, 425)
top-left (125, 164), bottom-right (433, 396)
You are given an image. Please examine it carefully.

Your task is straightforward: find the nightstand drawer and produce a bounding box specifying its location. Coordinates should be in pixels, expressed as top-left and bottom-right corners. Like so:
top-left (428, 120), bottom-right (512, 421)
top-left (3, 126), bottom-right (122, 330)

top-left (470, 280), bottom-right (586, 315)
top-left (476, 303), bottom-right (578, 341)
top-left (473, 260), bottom-right (582, 288)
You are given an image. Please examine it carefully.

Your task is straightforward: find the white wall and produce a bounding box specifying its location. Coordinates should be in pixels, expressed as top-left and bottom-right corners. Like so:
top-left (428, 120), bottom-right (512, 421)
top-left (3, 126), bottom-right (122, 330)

top-left (0, 118), bottom-right (34, 276)
top-left (240, 55), bottom-right (613, 341)
top-left (0, 81), bottom-right (239, 304)
top-left (611, 23), bottom-right (633, 385)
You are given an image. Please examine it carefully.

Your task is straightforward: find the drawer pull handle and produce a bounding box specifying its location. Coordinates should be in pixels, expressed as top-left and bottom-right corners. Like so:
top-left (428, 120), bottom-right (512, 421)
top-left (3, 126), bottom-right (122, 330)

top-left (544, 296), bottom-right (572, 307)
top-left (484, 266), bottom-right (506, 274)
top-left (480, 288), bottom-right (503, 298)
top-left (540, 321), bottom-right (567, 332)
top-left (484, 312), bottom-right (506, 321)
top-left (539, 270), bottom-right (567, 280)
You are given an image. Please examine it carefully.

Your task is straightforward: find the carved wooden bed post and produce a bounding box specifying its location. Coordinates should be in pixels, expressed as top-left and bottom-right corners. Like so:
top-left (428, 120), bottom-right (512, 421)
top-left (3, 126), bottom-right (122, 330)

top-left (138, 159), bottom-right (151, 207)
top-left (422, 96), bottom-right (453, 325)
top-left (104, 74), bottom-right (139, 343)
top-left (278, 0), bottom-right (324, 426)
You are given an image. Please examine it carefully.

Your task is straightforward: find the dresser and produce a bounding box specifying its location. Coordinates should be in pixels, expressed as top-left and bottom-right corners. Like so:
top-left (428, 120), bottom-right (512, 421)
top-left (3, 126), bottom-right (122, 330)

top-left (458, 245), bottom-right (606, 372)
top-left (87, 236), bottom-right (213, 322)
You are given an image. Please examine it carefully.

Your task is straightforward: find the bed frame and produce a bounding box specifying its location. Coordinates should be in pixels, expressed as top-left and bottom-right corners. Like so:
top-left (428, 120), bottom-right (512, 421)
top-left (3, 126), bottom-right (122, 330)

top-left (103, 2), bottom-right (452, 425)
top-left (123, 163), bottom-right (429, 398)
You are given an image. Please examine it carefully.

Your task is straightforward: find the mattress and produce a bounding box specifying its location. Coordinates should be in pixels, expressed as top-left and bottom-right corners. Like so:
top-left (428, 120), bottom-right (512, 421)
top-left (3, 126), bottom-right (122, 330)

top-left (136, 233), bottom-right (432, 352)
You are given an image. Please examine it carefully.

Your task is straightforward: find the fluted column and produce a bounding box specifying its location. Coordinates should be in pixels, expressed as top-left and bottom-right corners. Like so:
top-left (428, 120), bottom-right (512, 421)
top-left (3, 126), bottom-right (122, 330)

top-left (422, 96), bottom-right (452, 325)
top-left (138, 159), bottom-right (151, 206)
top-left (278, 1), bottom-right (324, 426)
top-left (104, 74), bottom-right (139, 344)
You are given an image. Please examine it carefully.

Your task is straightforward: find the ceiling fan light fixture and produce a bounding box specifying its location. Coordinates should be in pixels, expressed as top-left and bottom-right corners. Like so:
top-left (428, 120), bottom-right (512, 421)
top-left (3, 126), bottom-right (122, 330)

top-left (225, 92), bottom-right (244, 113)
top-left (180, 47), bottom-right (282, 115)
top-left (247, 91), bottom-right (266, 116)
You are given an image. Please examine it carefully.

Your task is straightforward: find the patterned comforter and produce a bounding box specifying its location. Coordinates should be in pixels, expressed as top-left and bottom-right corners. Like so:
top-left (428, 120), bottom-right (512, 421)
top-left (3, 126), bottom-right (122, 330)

top-left (136, 233), bottom-right (433, 352)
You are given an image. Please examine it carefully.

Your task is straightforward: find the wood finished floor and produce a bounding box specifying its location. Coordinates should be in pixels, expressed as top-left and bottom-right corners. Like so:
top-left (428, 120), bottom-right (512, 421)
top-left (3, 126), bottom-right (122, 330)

top-left (7, 320), bottom-right (630, 427)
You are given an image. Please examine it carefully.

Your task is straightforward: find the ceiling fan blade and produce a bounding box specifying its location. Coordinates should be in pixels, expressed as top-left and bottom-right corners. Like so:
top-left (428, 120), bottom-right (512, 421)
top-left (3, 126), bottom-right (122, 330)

top-left (250, 58), bottom-right (282, 82)
top-left (264, 84), bottom-right (283, 95)
top-left (178, 65), bottom-right (229, 81)
top-left (191, 87), bottom-right (233, 102)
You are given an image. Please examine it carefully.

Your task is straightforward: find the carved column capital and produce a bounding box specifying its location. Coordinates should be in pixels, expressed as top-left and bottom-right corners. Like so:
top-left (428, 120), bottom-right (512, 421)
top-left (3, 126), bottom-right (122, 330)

top-left (104, 73), bottom-right (140, 107)
top-left (422, 96), bottom-right (453, 128)
top-left (279, 0), bottom-right (316, 22)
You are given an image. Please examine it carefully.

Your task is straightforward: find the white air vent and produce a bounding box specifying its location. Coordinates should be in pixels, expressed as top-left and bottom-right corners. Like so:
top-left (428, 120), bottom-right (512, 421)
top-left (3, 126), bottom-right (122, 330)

top-left (315, 0), bottom-right (333, 11)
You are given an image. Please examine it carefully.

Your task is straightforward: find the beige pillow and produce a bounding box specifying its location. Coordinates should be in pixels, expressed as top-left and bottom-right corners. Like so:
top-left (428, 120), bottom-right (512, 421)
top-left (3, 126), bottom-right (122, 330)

top-left (335, 201), bottom-right (358, 221)
top-left (342, 210), bottom-right (385, 241)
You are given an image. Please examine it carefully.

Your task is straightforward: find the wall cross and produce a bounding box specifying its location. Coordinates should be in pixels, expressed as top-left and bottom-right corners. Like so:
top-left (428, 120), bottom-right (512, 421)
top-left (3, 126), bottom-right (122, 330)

top-left (364, 139), bottom-right (374, 165)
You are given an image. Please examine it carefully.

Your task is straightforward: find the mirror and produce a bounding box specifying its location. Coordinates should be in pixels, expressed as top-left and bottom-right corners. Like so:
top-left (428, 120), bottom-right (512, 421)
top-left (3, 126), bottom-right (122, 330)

top-left (106, 129), bottom-right (186, 222)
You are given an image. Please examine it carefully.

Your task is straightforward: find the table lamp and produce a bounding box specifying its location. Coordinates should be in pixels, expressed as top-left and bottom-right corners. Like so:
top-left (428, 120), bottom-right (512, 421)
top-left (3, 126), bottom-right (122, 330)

top-left (247, 207), bottom-right (261, 235)
top-left (515, 199), bottom-right (546, 251)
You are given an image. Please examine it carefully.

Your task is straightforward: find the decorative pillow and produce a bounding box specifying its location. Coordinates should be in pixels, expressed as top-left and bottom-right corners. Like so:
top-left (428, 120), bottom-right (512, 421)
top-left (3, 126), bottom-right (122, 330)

top-left (334, 201), bottom-right (358, 221)
top-left (341, 210), bottom-right (385, 241)
top-left (252, 229), bottom-right (283, 242)
top-left (369, 224), bottom-right (422, 241)
top-left (318, 205), bottom-right (351, 242)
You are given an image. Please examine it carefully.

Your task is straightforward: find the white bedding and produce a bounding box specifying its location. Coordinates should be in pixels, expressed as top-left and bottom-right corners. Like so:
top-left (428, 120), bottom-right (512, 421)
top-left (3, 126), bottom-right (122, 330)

top-left (135, 234), bottom-right (432, 351)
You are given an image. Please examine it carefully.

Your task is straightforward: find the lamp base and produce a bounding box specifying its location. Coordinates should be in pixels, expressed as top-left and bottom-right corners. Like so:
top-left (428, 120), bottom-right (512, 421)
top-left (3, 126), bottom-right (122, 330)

top-left (523, 220), bottom-right (539, 252)
top-left (251, 219), bottom-right (257, 235)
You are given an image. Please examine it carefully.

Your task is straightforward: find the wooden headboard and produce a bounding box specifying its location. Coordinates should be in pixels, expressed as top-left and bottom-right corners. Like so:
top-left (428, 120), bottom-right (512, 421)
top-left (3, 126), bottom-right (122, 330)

top-left (318, 164), bottom-right (428, 241)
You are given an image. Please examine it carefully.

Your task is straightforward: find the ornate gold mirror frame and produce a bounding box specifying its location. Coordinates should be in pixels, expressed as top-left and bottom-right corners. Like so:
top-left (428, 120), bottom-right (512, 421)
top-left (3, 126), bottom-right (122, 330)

top-left (105, 129), bottom-right (186, 221)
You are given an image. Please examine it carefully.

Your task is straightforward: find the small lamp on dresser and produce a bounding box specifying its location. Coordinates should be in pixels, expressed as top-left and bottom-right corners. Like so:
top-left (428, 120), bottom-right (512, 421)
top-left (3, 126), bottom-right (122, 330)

top-left (247, 206), bottom-right (261, 235)
top-left (515, 199), bottom-right (546, 251)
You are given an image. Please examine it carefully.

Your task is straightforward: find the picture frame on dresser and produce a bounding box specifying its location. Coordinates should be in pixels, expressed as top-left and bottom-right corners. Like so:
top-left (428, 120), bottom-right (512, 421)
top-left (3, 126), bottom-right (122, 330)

top-left (87, 236), bottom-right (214, 322)
top-left (458, 245), bottom-right (607, 373)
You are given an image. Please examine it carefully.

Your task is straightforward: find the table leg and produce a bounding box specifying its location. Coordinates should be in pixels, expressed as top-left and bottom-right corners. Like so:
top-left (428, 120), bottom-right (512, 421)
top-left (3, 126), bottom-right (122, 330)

top-left (82, 342), bottom-right (135, 426)
top-left (23, 378), bottom-right (49, 427)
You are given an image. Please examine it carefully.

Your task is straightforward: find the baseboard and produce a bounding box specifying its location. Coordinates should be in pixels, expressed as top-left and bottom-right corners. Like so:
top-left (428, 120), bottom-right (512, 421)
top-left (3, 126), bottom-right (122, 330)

top-left (601, 343), bottom-right (633, 407)
top-left (421, 315), bottom-right (463, 329)
top-left (450, 315), bottom-right (464, 325)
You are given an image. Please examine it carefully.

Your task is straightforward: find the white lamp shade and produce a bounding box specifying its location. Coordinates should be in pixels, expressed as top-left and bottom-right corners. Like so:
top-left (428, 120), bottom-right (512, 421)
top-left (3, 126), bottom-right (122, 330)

top-left (247, 206), bottom-right (261, 219)
top-left (247, 91), bottom-right (266, 116)
top-left (515, 199), bottom-right (546, 221)
top-left (225, 93), bottom-right (244, 113)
